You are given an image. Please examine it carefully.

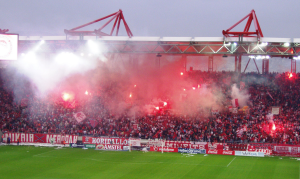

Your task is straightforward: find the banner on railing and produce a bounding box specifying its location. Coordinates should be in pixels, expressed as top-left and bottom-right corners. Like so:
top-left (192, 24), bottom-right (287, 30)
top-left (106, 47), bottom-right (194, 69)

top-left (273, 144), bottom-right (300, 156)
top-left (2, 133), bottom-right (78, 144)
top-left (129, 138), bottom-right (141, 146)
top-left (83, 136), bottom-right (128, 145)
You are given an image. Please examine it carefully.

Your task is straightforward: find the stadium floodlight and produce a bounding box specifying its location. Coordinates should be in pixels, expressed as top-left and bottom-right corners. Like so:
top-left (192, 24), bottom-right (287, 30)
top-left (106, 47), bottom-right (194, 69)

top-left (260, 42), bottom-right (268, 46)
top-left (266, 55), bottom-right (270, 59)
top-left (80, 53), bottom-right (84, 56)
top-left (40, 40), bottom-right (45, 44)
top-left (283, 42), bottom-right (290, 47)
top-left (233, 42), bottom-right (237, 46)
top-left (256, 55), bottom-right (261, 59)
top-left (248, 55), bottom-right (255, 58)
top-left (293, 56), bottom-right (300, 60)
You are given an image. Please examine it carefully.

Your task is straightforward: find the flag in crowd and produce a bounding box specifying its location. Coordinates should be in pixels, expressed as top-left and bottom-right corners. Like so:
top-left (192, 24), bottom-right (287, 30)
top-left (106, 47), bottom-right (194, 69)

top-left (267, 91), bottom-right (273, 100)
top-left (232, 99), bottom-right (239, 107)
top-left (240, 81), bottom-right (245, 90)
top-left (236, 126), bottom-right (247, 137)
top-left (89, 119), bottom-right (98, 128)
top-left (74, 112), bottom-right (86, 123)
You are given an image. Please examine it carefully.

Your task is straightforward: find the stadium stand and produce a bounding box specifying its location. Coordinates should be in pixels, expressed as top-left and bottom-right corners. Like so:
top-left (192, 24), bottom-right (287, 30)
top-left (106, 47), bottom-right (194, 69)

top-left (1, 70), bottom-right (300, 145)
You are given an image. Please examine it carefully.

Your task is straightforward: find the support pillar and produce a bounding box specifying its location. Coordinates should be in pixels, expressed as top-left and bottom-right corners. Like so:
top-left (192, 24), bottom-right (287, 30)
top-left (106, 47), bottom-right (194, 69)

top-left (243, 57), bottom-right (260, 74)
top-left (262, 59), bottom-right (269, 74)
top-left (130, 54), bottom-right (138, 70)
top-left (156, 53), bottom-right (161, 69)
top-left (182, 54), bottom-right (187, 72)
top-left (208, 56), bottom-right (213, 72)
top-left (291, 58), bottom-right (296, 73)
top-left (235, 55), bottom-right (242, 73)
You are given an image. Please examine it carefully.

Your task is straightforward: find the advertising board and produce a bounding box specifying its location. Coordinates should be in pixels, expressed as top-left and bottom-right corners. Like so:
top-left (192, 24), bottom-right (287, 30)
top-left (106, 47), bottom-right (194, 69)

top-left (70, 143), bottom-right (84, 148)
top-left (150, 147), bottom-right (178, 152)
top-left (178, 148), bottom-right (206, 154)
top-left (235, 151), bottom-right (264, 157)
top-left (84, 144), bottom-right (96, 149)
top-left (95, 144), bottom-right (124, 151)
top-left (206, 150), bottom-right (235, 155)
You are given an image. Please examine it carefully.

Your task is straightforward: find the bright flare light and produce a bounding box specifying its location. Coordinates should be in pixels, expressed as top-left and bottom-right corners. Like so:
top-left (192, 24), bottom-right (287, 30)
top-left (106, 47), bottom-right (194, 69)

top-left (163, 102), bottom-right (167, 106)
top-left (272, 124), bottom-right (276, 131)
top-left (62, 93), bottom-right (71, 101)
top-left (289, 73), bottom-right (293, 78)
top-left (155, 107), bottom-right (159, 110)
top-left (192, 87), bottom-right (196, 90)
top-left (180, 72), bottom-right (183, 75)
top-left (85, 91), bottom-right (89, 95)
top-left (129, 93), bottom-right (132, 98)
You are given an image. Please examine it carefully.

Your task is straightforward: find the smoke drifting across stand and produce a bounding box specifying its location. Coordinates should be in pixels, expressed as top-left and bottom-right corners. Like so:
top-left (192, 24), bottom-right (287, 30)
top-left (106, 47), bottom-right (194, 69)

top-left (4, 49), bottom-right (254, 119)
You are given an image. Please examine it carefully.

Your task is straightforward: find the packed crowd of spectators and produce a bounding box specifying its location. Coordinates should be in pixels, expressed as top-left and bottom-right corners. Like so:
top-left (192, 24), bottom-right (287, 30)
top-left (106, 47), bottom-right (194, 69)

top-left (1, 69), bottom-right (300, 145)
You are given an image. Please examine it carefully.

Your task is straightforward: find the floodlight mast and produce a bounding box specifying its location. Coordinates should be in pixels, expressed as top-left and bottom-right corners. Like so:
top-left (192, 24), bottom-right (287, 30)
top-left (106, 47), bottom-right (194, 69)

top-left (64, 9), bottom-right (133, 38)
top-left (222, 9), bottom-right (263, 40)
top-left (222, 10), bottom-right (264, 74)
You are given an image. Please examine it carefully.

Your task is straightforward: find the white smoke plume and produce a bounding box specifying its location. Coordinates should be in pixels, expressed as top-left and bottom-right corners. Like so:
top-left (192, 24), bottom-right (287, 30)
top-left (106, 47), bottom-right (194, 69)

top-left (231, 83), bottom-right (250, 107)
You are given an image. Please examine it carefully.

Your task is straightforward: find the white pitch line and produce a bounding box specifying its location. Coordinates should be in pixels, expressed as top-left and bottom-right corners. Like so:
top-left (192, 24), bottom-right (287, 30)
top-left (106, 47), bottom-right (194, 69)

top-left (33, 150), bottom-right (56, 156)
top-left (227, 157), bottom-right (236, 167)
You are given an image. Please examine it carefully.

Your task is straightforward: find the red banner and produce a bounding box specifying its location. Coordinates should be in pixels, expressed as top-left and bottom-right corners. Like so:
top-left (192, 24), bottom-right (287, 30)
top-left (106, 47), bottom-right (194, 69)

top-left (82, 136), bottom-right (128, 145)
top-left (221, 150), bottom-right (235, 155)
top-left (150, 146), bottom-right (178, 152)
top-left (95, 144), bottom-right (123, 150)
top-left (2, 133), bottom-right (78, 144)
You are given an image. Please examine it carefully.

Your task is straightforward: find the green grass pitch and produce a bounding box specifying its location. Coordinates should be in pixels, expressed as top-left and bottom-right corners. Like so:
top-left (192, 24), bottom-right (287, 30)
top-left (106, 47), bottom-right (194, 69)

top-left (0, 145), bottom-right (299, 179)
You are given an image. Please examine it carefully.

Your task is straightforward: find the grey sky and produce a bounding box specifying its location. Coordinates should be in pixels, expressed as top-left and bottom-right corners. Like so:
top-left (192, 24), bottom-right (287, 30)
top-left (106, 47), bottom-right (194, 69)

top-left (1, 0), bottom-right (300, 38)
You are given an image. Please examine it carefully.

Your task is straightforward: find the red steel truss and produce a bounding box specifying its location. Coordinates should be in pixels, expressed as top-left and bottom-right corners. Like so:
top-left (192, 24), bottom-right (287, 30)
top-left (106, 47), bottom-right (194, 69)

top-left (222, 9), bottom-right (263, 39)
top-left (0, 29), bottom-right (9, 33)
top-left (64, 9), bottom-right (133, 38)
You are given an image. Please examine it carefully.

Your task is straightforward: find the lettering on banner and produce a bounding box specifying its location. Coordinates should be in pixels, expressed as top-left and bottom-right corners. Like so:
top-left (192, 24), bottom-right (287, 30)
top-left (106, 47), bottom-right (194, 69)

top-left (207, 150), bottom-right (218, 154)
top-left (90, 137), bottom-right (128, 145)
